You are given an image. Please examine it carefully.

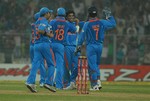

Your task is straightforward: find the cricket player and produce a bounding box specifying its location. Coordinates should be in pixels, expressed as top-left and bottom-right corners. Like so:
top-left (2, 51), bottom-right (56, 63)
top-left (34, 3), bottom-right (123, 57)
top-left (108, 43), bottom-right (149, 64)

top-left (76, 6), bottom-right (116, 91)
top-left (49, 7), bottom-right (77, 89)
top-left (30, 12), bottom-right (46, 87)
top-left (26, 7), bottom-right (56, 93)
top-left (63, 10), bottom-right (85, 90)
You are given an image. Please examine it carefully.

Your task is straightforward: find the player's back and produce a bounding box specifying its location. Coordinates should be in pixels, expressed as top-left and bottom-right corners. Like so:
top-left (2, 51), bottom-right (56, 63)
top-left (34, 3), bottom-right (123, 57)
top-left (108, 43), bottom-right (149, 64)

top-left (83, 17), bottom-right (116, 45)
top-left (50, 17), bottom-right (76, 45)
top-left (84, 18), bottom-right (104, 44)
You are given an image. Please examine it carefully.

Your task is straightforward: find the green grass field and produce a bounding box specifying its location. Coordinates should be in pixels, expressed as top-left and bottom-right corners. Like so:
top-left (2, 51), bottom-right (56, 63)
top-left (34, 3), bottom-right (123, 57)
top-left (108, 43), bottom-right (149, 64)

top-left (0, 81), bottom-right (150, 101)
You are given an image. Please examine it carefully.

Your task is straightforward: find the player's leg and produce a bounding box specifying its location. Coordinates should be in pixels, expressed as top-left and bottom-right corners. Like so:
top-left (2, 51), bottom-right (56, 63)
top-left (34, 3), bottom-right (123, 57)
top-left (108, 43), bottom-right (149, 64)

top-left (26, 44), bottom-right (43, 84)
top-left (96, 44), bottom-right (103, 89)
top-left (50, 48), bottom-right (56, 86)
top-left (29, 44), bottom-right (34, 63)
top-left (39, 60), bottom-right (46, 87)
top-left (63, 47), bottom-right (71, 87)
top-left (26, 44), bottom-right (43, 92)
top-left (30, 44), bottom-right (46, 87)
top-left (70, 46), bottom-right (79, 83)
top-left (63, 46), bottom-right (76, 90)
top-left (41, 43), bottom-right (56, 92)
top-left (41, 43), bottom-right (54, 85)
top-left (86, 44), bottom-right (99, 90)
top-left (52, 43), bottom-right (64, 89)
top-left (63, 61), bottom-right (70, 87)
top-left (64, 47), bottom-right (79, 90)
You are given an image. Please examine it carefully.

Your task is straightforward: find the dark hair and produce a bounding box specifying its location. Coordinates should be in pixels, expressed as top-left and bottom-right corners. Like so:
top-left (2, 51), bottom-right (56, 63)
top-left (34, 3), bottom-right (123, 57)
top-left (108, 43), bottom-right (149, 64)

top-left (40, 13), bottom-right (46, 17)
top-left (88, 6), bottom-right (97, 17)
top-left (66, 10), bottom-right (75, 17)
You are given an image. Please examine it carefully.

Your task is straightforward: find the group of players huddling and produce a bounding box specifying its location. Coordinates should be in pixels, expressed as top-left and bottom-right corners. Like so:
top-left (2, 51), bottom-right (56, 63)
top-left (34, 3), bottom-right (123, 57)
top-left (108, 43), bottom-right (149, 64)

top-left (25, 6), bottom-right (116, 93)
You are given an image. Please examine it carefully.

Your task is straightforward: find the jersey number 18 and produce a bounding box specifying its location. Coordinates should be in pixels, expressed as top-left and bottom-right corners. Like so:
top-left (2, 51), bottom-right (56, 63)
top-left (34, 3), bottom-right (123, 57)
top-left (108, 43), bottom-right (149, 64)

top-left (55, 29), bottom-right (64, 41)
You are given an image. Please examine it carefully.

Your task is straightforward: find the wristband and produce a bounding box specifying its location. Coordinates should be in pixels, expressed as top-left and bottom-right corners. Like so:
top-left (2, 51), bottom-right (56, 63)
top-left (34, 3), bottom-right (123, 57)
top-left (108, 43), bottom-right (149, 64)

top-left (76, 25), bottom-right (80, 33)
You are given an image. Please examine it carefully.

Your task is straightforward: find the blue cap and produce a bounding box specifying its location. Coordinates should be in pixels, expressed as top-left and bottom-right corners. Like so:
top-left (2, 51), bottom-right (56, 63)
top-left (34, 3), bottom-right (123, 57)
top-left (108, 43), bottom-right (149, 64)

top-left (40, 7), bottom-right (53, 16)
top-left (57, 7), bottom-right (66, 16)
top-left (34, 12), bottom-right (40, 21)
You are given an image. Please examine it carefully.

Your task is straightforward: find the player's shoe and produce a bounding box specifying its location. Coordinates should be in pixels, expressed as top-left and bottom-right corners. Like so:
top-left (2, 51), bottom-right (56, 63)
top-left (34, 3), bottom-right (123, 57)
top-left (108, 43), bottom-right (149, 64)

top-left (39, 83), bottom-right (44, 88)
top-left (25, 83), bottom-right (37, 93)
top-left (89, 85), bottom-right (100, 91)
top-left (97, 80), bottom-right (102, 90)
top-left (63, 82), bottom-right (76, 90)
top-left (44, 84), bottom-right (56, 92)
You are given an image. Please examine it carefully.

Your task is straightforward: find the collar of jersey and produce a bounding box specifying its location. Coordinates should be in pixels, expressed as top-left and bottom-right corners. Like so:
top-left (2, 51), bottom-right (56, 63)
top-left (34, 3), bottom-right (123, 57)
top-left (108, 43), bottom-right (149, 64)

top-left (41, 17), bottom-right (47, 20)
top-left (56, 16), bottom-right (65, 20)
top-left (89, 17), bottom-right (99, 22)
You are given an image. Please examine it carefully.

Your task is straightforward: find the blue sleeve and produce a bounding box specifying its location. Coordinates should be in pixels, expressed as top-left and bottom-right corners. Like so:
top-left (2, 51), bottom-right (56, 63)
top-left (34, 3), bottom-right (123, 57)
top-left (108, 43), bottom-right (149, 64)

top-left (49, 20), bottom-right (56, 33)
top-left (100, 16), bottom-right (116, 30)
top-left (68, 22), bottom-right (76, 33)
top-left (79, 21), bottom-right (85, 29)
top-left (38, 19), bottom-right (48, 31)
top-left (78, 22), bottom-right (88, 46)
top-left (49, 20), bottom-right (55, 26)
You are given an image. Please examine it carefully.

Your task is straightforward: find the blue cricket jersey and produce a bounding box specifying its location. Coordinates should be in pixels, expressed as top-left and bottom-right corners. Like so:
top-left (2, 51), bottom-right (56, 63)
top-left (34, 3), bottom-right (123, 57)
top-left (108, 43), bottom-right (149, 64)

top-left (34, 17), bottom-right (52, 44)
top-left (66, 21), bottom-right (85, 46)
top-left (79, 21), bottom-right (85, 30)
top-left (49, 16), bottom-right (76, 45)
top-left (78, 16), bottom-right (116, 45)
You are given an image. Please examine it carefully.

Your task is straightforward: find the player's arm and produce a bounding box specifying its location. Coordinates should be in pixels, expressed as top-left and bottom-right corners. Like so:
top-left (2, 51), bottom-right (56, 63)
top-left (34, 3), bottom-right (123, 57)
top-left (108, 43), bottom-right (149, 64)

top-left (79, 21), bottom-right (85, 30)
top-left (74, 18), bottom-right (80, 33)
top-left (77, 22), bottom-right (88, 46)
top-left (68, 22), bottom-right (77, 33)
top-left (74, 23), bottom-right (87, 55)
top-left (73, 18), bottom-right (80, 26)
top-left (38, 21), bottom-right (54, 38)
top-left (101, 16), bottom-right (116, 30)
top-left (101, 7), bottom-right (116, 30)
top-left (38, 27), bottom-right (54, 38)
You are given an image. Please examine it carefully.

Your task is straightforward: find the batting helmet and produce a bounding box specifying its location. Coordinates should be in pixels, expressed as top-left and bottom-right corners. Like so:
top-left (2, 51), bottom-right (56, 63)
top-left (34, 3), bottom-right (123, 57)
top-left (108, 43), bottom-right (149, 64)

top-left (34, 12), bottom-right (40, 21)
top-left (88, 6), bottom-right (97, 17)
top-left (40, 7), bottom-right (53, 16)
top-left (57, 7), bottom-right (66, 16)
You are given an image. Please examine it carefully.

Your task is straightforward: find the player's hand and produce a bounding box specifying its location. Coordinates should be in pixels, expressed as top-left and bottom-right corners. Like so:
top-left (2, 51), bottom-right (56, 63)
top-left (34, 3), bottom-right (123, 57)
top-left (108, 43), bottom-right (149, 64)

top-left (47, 30), bottom-right (54, 38)
top-left (74, 46), bottom-right (81, 56)
top-left (74, 18), bottom-right (79, 25)
top-left (44, 30), bottom-right (54, 38)
top-left (102, 7), bottom-right (111, 19)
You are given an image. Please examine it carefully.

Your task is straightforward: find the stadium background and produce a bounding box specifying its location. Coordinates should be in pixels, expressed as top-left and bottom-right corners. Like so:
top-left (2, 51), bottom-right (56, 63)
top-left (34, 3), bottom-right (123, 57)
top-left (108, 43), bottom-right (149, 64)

top-left (0, 0), bottom-right (150, 65)
top-left (0, 1), bottom-right (150, 101)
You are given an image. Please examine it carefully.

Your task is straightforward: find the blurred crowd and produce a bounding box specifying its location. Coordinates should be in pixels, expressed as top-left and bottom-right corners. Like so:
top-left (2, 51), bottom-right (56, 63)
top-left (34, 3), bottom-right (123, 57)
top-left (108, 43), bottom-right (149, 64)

top-left (0, 0), bottom-right (150, 65)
